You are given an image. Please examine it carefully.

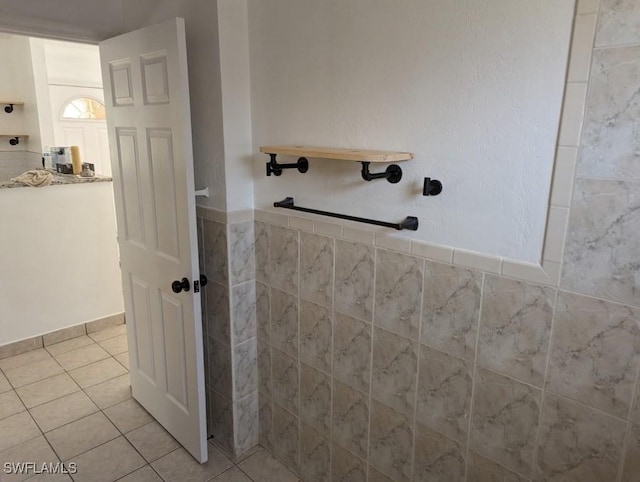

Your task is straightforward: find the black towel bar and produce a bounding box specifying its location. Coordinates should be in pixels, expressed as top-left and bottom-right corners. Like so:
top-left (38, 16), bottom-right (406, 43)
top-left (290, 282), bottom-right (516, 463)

top-left (273, 197), bottom-right (418, 231)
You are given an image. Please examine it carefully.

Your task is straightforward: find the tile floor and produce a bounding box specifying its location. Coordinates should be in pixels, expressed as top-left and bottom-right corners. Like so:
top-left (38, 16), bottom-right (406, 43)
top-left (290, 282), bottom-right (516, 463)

top-left (0, 325), bottom-right (298, 482)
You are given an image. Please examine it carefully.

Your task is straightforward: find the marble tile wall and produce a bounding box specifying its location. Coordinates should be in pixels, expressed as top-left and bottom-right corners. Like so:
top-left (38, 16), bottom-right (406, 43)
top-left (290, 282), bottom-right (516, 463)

top-left (255, 211), bottom-right (640, 481)
top-left (563, 0), bottom-right (640, 307)
top-left (199, 216), bottom-right (258, 457)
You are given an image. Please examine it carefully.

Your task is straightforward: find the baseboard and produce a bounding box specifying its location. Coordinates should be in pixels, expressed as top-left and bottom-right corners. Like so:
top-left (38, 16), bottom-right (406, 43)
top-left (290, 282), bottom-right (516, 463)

top-left (0, 312), bottom-right (125, 360)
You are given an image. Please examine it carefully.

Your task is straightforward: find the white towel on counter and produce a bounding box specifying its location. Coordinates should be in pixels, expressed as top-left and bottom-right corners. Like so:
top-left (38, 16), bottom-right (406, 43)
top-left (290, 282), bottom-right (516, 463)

top-left (11, 170), bottom-right (53, 187)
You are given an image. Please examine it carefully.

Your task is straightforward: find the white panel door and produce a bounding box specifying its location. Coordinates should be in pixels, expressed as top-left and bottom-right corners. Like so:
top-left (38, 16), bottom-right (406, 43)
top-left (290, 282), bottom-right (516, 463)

top-left (99, 18), bottom-right (207, 463)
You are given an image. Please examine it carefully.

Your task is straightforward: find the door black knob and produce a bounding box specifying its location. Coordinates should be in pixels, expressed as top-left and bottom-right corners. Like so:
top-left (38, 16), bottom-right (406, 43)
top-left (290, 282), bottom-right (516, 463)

top-left (171, 277), bottom-right (190, 293)
top-left (200, 274), bottom-right (208, 287)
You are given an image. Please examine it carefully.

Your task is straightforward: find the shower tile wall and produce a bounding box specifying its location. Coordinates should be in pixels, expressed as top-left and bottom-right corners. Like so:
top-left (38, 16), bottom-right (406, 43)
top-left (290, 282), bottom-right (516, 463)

top-left (198, 216), bottom-right (258, 457)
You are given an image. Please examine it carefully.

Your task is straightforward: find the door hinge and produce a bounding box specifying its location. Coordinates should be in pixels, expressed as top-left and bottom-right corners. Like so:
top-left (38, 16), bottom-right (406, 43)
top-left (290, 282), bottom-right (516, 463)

top-left (194, 280), bottom-right (200, 293)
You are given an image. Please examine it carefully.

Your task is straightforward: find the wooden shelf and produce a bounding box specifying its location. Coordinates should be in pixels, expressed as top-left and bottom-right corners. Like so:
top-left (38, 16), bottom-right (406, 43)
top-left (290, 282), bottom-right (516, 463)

top-left (0, 134), bottom-right (29, 138)
top-left (259, 145), bottom-right (413, 163)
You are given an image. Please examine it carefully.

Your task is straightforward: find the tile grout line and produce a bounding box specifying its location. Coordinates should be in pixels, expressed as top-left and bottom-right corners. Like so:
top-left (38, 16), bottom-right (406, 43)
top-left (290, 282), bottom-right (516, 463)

top-left (295, 227), bottom-right (301, 475)
top-left (531, 287), bottom-right (560, 480)
top-left (267, 225), bottom-right (275, 466)
top-left (409, 258), bottom-right (427, 480)
top-left (226, 222), bottom-right (239, 455)
top-left (364, 245), bottom-right (378, 479)
top-left (616, 360), bottom-right (640, 482)
top-left (329, 235), bottom-right (336, 480)
top-left (463, 271), bottom-right (485, 481)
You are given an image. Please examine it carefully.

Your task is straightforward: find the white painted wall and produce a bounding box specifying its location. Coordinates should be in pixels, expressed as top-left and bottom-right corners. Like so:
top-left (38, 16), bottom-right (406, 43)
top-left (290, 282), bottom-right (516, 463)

top-left (217, 0), bottom-right (254, 211)
top-left (248, 0), bottom-right (575, 262)
top-left (0, 182), bottom-right (124, 345)
top-left (43, 39), bottom-right (102, 88)
top-left (29, 38), bottom-right (55, 153)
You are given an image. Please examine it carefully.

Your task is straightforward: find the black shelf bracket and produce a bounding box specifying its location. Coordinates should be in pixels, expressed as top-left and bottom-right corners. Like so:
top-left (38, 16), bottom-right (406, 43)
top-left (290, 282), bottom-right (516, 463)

top-left (266, 153), bottom-right (309, 176)
top-left (360, 162), bottom-right (402, 184)
top-left (9, 137), bottom-right (20, 146)
top-left (274, 197), bottom-right (418, 231)
top-left (423, 177), bottom-right (443, 196)
top-left (4, 104), bottom-right (14, 114)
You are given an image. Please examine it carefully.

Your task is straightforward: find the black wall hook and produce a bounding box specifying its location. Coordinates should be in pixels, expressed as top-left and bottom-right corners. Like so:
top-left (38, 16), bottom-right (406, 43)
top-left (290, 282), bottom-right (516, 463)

top-left (360, 162), bottom-right (402, 183)
top-left (9, 137), bottom-right (20, 146)
top-left (266, 153), bottom-right (309, 176)
top-left (4, 104), bottom-right (14, 114)
top-left (423, 177), bottom-right (443, 196)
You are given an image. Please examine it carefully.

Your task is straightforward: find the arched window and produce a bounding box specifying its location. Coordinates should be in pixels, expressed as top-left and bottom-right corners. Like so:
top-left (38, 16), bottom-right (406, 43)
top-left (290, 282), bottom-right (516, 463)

top-left (61, 97), bottom-right (106, 120)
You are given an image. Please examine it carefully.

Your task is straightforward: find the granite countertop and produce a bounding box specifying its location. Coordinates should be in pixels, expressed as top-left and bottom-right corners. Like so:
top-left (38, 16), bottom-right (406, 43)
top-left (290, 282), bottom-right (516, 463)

top-left (0, 169), bottom-right (112, 189)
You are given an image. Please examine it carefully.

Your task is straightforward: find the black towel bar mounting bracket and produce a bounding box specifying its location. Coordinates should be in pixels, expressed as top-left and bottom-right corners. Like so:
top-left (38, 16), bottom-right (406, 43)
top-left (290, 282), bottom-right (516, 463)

top-left (9, 137), bottom-right (20, 146)
top-left (4, 104), bottom-right (14, 114)
top-left (266, 153), bottom-right (309, 176)
top-left (423, 177), bottom-right (443, 196)
top-left (274, 197), bottom-right (418, 231)
top-left (360, 161), bottom-right (403, 184)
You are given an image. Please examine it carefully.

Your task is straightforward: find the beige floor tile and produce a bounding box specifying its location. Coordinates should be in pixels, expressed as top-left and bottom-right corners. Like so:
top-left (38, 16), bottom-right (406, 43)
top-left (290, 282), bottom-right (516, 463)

top-left (98, 334), bottom-right (128, 356)
top-left (0, 411), bottom-right (41, 452)
top-left (0, 436), bottom-right (59, 482)
top-left (213, 467), bottom-right (253, 481)
top-left (0, 390), bottom-right (25, 420)
top-left (29, 391), bottom-right (98, 433)
top-left (114, 352), bottom-right (130, 370)
top-left (16, 373), bottom-right (80, 409)
top-left (238, 448), bottom-right (299, 482)
top-left (104, 399), bottom-right (154, 433)
top-left (45, 412), bottom-right (120, 461)
top-left (125, 420), bottom-right (180, 462)
top-left (88, 324), bottom-right (127, 342)
top-left (68, 357), bottom-right (127, 388)
top-left (0, 349), bottom-right (51, 372)
top-left (68, 436), bottom-right (145, 482)
top-left (0, 371), bottom-right (11, 393)
top-left (45, 335), bottom-right (94, 357)
top-left (117, 465), bottom-right (163, 482)
top-left (23, 473), bottom-right (72, 481)
top-left (4, 358), bottom-right (64, 388)
top-left (85, 373), bottom-right (131, 409)
top-left (152, 445), bottom-right (233, 482)
top-left (52, 344), bottom-right (110, 371)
